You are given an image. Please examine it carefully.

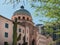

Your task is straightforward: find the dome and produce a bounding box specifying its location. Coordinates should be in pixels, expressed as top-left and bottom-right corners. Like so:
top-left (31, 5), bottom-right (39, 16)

top-left (13, 6), bottom-right (31, 16)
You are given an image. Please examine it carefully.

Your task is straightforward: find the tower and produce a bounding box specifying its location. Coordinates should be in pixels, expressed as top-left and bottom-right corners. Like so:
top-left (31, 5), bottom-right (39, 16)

top-left (12, 6), bottom-right (32, 24)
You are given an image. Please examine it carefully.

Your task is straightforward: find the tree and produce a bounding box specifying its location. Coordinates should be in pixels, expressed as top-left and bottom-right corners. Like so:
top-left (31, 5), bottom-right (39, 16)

top-left (31, 0), bottom-right (60, 45)
top-left (13, 18), bottom-right (17, 45)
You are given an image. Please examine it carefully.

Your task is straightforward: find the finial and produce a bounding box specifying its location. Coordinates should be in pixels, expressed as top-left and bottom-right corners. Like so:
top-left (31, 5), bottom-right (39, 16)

top-left (21, 5), bottom-right (24, 9)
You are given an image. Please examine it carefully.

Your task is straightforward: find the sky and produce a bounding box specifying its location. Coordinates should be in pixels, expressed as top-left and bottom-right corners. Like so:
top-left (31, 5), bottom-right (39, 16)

top-left (0, 0), bottom-right (46, 25)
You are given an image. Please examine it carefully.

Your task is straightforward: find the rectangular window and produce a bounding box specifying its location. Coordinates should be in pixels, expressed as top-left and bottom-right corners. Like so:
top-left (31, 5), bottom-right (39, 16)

top-left (19, 29), bottom-right (21, 32)
top-left (4, 42), bottom-right (8, 45)
top-left (5, 32), bottom-right (8, 38)
top-left (5, 23), bottom-right (9, 28)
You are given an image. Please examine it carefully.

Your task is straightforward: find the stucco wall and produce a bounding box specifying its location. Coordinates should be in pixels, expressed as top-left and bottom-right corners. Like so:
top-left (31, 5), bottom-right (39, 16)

top-left (17, 24), bottom-right (25, 45)
top-left (11, 14), bottom-right (34, 25)
top-left (0, 16), bottom-right (13, 45)
top-left (36, 32), bottom-right (53, 45)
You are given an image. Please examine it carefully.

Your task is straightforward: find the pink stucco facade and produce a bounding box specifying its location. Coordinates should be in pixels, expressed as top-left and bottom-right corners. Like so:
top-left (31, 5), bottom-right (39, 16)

top-left (0, 16), bottom-right (13, 45)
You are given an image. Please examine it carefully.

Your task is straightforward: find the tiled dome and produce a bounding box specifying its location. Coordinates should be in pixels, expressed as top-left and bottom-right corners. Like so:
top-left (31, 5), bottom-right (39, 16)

top-left (13, 6), bottom-right (31, 16)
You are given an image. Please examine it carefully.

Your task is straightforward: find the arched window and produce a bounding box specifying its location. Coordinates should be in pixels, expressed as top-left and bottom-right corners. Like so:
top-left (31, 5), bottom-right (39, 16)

top-left (4, 42), bottom-right (8, 45)
top-left (27, 18), bottom-right (29, 21)
top-left (23, 17), bottom-right (25, 20)
top-left (18, 17), bottom-right (20, 20)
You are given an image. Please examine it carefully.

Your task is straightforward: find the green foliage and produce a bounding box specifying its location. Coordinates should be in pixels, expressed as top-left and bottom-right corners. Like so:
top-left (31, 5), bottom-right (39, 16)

top-left (44, 22), bottom-right (60, 45)
top-left (32, 0), bottom-right (60, 19)
top-left (44, 21), bottom-right (60, 34)
top-left (33, 1), bottom-right (60, 43)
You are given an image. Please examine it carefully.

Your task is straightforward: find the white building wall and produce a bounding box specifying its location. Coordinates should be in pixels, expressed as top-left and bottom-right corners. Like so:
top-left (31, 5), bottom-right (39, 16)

top-left (0, 16), bottom-right (13, 45)
top-left (17, 24), bottom-right (25, 45)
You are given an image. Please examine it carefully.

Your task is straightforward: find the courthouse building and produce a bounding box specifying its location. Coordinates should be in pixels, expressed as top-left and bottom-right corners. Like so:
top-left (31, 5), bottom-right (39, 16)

top-left (0, 6), bottom-right (52, 45)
